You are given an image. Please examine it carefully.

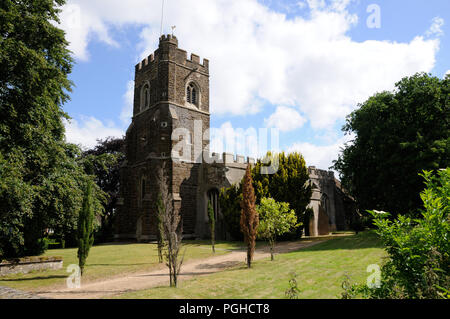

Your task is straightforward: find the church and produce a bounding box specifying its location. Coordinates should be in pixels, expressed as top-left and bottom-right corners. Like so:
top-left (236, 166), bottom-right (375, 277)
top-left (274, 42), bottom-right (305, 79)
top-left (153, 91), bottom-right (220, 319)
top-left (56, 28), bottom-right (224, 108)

top-left (114, 34), bottom-right (352, 241)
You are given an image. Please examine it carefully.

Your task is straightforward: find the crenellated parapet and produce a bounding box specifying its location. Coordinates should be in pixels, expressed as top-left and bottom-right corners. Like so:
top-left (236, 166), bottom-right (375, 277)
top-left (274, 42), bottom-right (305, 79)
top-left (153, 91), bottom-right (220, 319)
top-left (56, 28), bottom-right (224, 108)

top-left (308, 166), bottom-right (335, 180)
top-left (135, 34), bottom-right (209, 74)
top-left (203, 152), bottom-right (255, 167)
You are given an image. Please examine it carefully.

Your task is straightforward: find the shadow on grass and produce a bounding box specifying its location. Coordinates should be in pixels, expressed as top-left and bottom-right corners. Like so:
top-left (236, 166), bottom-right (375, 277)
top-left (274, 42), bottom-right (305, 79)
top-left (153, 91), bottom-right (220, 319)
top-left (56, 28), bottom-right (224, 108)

top-left (87, 263), bottom-right (156, 267)
top-left (289, 231), bottom-right (383, 253)
top-left (0, 275), bottom-right (67, 282)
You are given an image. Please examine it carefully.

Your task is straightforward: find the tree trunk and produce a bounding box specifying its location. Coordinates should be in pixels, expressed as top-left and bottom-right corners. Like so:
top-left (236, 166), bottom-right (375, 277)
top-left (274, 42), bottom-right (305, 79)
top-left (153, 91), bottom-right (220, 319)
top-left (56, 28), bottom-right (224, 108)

top-left (270, 240), bottom-right (274, 261)
top-left (247, 244), bottom-right (252, 268)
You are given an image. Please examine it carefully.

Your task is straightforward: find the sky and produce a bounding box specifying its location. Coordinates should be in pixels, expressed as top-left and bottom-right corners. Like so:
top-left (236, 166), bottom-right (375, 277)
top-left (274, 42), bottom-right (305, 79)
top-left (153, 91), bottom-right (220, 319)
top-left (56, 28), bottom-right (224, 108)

top-left (59, 0), bottom-right (450, 172)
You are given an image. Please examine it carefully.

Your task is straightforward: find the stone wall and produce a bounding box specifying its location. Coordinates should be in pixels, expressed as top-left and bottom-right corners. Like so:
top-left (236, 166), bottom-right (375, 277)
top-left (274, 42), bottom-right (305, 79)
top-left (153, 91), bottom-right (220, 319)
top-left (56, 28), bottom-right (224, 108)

top-left (0, 257), bottom-right (63, 276)
top-left (307, 166), bottom-right (347, 236)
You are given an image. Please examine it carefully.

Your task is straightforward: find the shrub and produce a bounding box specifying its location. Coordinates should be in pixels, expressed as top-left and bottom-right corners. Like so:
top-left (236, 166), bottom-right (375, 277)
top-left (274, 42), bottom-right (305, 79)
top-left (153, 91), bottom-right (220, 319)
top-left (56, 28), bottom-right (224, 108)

top-left (346, 169), bottom-right (449, 299)
top-left (285, 272), bottom-right (301, 299)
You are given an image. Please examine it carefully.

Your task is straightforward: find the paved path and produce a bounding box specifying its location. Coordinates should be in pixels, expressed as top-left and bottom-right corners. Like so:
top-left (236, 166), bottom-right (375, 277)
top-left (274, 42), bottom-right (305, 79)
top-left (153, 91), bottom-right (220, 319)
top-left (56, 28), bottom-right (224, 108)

top-left (36, 239), bottom-right (326, 299)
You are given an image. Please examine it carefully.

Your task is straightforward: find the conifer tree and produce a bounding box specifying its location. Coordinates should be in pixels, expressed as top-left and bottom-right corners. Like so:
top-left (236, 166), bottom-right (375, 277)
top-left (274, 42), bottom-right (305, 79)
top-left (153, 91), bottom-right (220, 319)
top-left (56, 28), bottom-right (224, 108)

top-left (77, 179), bottom-right (95, 276)
top-left (240, 165), bottom-right (259, 268)
top-left (208, 201), bottom-right (215, 253)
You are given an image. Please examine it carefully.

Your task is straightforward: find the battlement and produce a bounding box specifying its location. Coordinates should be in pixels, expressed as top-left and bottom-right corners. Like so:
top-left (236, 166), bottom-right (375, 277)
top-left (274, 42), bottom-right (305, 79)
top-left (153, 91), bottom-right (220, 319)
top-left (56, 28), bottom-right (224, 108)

top-left (135, 35), bottom-right (209, 72)
top-left (159, 34), bottom-right (178, 45)
top-left (204, 152), bottom-right (255, 166)
top-left (186, 53), bottom-right (209, 70)
top-left (135, 53), bottom-right (155, 71)
top-left (308, 166), bottom-right (335, 179)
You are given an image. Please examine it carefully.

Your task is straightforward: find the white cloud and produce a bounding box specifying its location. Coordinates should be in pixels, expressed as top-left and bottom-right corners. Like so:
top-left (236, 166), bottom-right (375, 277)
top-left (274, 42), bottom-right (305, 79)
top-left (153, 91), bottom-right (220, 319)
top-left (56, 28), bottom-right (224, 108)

top-left (210, 122), bottom-right (260, 158)
top-left (297, 1), bottom-right (307, 9)
top-left (288, 134), bottom-right (354, 171)
top-left (445, 70), bottom-right (450, 77)
top-left (58, 3), bottom-right (119, 60)
top-left (265, 106), bottom-right (306, 132)
top-left (426, 17), bottom-right (444, 37)
top-left (120, 80), bottom-right (135, 125)
top-left (58, 0), bottom-right (441, 130)
top-left (64, 117), bottom-right (125, 149)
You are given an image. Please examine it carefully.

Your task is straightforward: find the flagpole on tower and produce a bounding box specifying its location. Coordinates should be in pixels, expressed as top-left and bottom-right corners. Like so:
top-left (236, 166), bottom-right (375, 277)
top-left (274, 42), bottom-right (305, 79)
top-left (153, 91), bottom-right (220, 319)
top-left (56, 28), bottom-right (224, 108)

top-left (160, 0), bottom-right (165, 35)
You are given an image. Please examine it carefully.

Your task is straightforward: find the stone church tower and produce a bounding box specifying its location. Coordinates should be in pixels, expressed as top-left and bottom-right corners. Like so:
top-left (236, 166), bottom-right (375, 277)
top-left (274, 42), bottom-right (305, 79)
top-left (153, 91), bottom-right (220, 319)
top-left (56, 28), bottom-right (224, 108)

top-left (115, 34), bottom-right (212, 240)
top-left (115, 35), bottom-right (351, 241)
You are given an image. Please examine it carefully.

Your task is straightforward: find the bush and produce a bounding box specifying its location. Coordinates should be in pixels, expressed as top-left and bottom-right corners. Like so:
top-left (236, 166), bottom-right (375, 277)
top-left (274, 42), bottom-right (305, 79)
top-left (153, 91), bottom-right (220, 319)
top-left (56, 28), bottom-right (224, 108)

top-left (345, 169), bottom-right (449, 299)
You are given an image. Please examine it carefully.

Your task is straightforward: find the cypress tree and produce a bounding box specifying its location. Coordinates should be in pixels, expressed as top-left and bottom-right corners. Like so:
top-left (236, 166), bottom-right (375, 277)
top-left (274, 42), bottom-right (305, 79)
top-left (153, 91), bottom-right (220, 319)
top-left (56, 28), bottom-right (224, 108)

top-left (240, 165), bottom-right (259, 268)
top-left (208, 200), bottom-right (215, 253)
top-left (77, 179), bottom-right (95, 276)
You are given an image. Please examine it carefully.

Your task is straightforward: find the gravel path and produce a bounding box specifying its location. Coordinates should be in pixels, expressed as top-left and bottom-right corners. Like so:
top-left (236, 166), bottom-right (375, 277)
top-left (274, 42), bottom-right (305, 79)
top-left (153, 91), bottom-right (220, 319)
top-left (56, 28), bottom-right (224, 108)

top-left (35, 239), bottom-right (326, 299)
top-left (0, 285), bottom-right (47, 299)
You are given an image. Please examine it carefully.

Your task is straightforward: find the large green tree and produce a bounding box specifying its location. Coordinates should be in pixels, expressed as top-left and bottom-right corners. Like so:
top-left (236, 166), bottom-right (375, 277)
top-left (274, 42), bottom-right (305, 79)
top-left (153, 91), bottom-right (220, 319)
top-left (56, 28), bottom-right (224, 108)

top-left (82, 137), bottom-right (125, 242)
top-left (333, 73), bottom-right (449, 217)
top-left (0, 0), bottom-right (105, 258)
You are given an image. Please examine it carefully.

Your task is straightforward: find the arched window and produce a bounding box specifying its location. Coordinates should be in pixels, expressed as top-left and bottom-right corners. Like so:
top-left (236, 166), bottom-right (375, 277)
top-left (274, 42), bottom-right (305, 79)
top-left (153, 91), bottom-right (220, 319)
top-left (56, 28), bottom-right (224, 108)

top-left (141, 83), bottom-right (150, 111)
top-left (186, 82), bottom-right (198, 106)
top-left (141, 178), bottom-right (146, 200)
top-left (187, 85), bottom-right (191, 103)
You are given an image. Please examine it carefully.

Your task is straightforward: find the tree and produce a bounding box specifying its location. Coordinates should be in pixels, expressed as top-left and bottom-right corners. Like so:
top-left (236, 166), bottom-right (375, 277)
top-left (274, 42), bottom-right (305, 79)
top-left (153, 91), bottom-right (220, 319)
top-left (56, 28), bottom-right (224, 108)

top-left (77, 179), bottom-right (95, 276)
top-left (0, 0), bottom-right (105, 257)
top-left (156, 161), bottom-right (184, 287)
top-left (333, 73), bottom-right (449, 217)
top-left (219, 183), bottom-right (243, 240)
top-left (257, 197), bottom-right (299, 261)
top-left (240, 164), bottom-right (259, 268)
top-left (208, 200), bottom-right (215, 253)
top-left (253, 152), bottom-right (312, 238)
top-left (220, 152), bottom-right (311, 241)
top-left (82, 137), bottom-right (125, 242)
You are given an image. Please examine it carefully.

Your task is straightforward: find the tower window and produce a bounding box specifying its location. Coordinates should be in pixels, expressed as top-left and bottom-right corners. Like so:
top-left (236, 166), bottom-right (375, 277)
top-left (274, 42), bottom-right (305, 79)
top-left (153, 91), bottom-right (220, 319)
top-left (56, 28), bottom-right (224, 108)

top-left (141, 83), bottom-right (150, 111)
top-left (186, 82), bottom-right (198, 106)
top-left (141, 178), bottom-right (146, 201)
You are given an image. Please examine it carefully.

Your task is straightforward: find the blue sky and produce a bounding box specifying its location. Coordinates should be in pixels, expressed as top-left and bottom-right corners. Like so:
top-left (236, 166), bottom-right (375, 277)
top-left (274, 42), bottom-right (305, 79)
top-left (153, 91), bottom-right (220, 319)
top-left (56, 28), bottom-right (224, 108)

top-left (60, 0), bottom-right (449, 171)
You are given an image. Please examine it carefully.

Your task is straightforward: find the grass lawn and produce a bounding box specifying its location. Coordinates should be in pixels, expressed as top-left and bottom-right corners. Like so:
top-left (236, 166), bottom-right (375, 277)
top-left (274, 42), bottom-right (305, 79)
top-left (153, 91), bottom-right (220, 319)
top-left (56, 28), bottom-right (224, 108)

top-left (0, 240), bottom-right (242, 292)
top-left (115, 231), bottom-right (385, 299)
